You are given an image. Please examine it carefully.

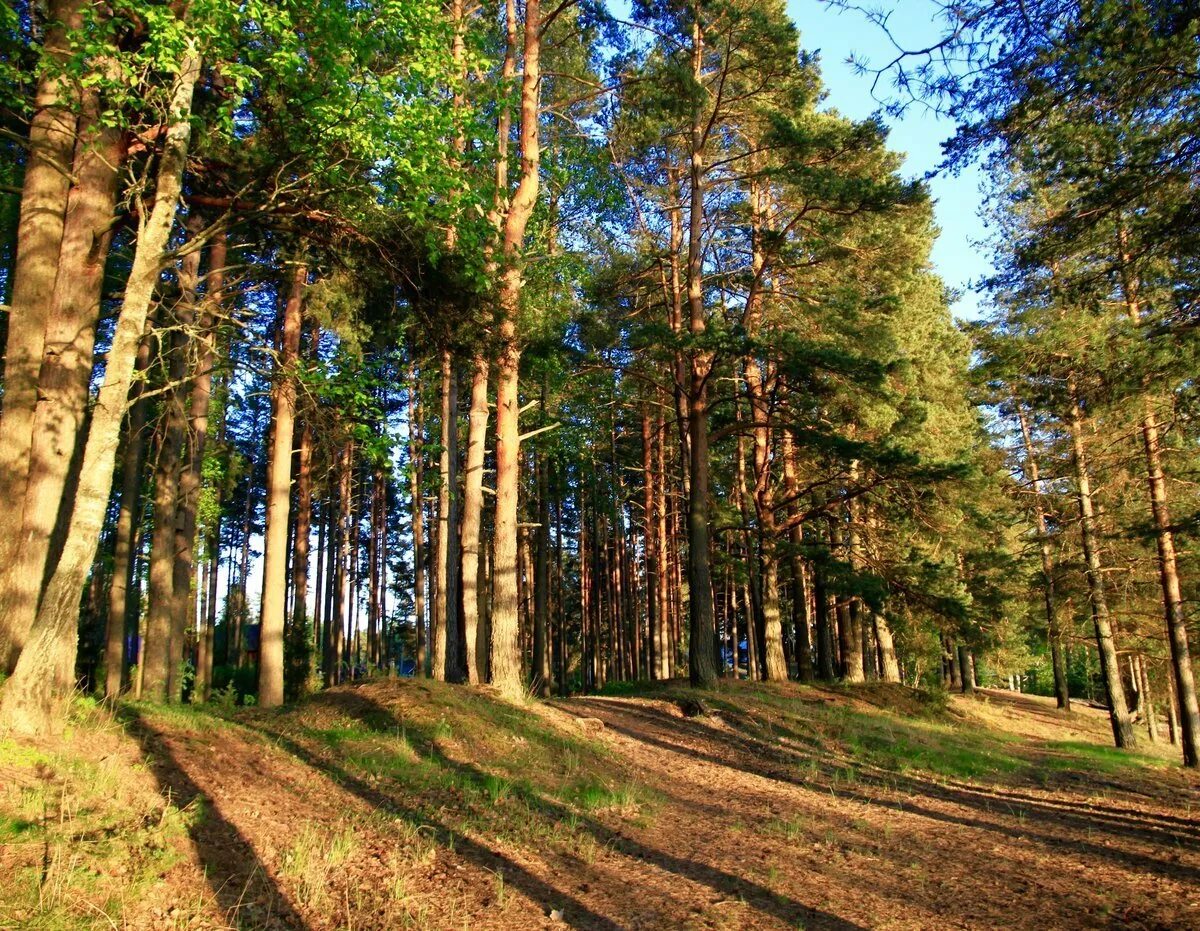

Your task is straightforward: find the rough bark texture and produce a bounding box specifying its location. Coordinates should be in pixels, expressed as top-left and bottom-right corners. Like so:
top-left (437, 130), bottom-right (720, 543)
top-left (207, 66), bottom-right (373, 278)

top-left (874, 612), bottom-right (901, 683)
top-left (185, 231), bottom-right (224, 703)
top-left (958, 645), bottom-right (975, 694)
top-left (0, 0), bottom-right (82, 602)
top-left (0, 92), bottom-right (123, 673)
top-left (143, 322), bottom-right (185, 704)
top-left (1117, 239), bottom-right (1196, 764)
top-left (742, 178), bottom-right (787, 682)
top-left (780, 430), bottom-right (813, 682)
top-left (531, 454), bottom-right (551, 695)
top-left (683, 15), bottom-right (718, 690)
top-left (166, 223), bottom-right (203, 703)
top-left (1138, 405), bottom-right (1199, 765)
top-left (292, 420), bottom-right (314, 654)
top-left (0, 52), bottom-right (200, 735)
top-left (258, 262), bottom-right (306, 708)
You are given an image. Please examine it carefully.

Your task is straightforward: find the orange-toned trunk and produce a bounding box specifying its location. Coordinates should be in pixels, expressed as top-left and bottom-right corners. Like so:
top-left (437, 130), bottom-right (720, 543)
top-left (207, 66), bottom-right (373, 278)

top-left (258, 261), bottom-right (307, 708)
top-left (0, 52), bottom-right (200, 734)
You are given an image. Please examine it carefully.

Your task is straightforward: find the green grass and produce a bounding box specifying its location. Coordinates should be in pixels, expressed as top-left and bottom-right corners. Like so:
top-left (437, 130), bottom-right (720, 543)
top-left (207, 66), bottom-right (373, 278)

top-left (1039, 740), bottom-right (1171, 773)
top-left (588, 678), bottom-right (1171, 786)
top-left (0, 704), bottom-right (194, 930)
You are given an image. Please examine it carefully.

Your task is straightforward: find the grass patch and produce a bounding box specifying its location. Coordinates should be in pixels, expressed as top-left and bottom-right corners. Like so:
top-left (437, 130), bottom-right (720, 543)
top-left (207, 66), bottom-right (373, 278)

top-left (280, 822), bottom-right (360, 908)
top-left (1039, 741), bottom-right (1171, 773)
top-left (0, 720), bottom-right (194, 929)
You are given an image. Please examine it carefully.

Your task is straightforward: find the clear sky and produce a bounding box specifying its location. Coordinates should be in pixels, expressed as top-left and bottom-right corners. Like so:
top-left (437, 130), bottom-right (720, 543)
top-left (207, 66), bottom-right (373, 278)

top-left (786, 0), bottom-right (992, 320)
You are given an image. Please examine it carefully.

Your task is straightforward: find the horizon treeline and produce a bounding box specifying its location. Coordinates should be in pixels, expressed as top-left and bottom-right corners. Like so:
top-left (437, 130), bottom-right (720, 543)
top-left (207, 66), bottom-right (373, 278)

top-left (0, 0), bottom-right (1195, 768)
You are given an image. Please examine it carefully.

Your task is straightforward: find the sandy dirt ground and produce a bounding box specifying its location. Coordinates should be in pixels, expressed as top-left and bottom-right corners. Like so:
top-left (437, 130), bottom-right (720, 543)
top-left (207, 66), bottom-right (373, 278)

top-left (73, 683), bottom-right (1196, 931)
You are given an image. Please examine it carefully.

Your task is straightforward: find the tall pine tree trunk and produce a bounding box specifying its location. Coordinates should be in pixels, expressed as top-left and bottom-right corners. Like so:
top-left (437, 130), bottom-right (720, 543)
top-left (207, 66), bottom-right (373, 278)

top-left (409, 368), bottom-right (428, 677)
top-left (144, 302), bottom-right (190, 703)
top-left (103, 335), bottom-right (152, 698)
top-left (1067, 379), bottom-right (1135, 748)
top-left (1015, 402), bottom-right (1071, 710)
top-left (1117, 235), bottom-right (1196, 764)
top-left (166, 220), bottom-right (205, 702)
top-left (0, 51), bottom-right (200, 734)
top-left (531, 453), bottom-right (551, 695)
top-left (0, 0), bottom-right (82, 597)
top-left (490, 0), bottom-right (541, 699)
top-left (780, 429), bottom-right (813, 682)
top-left (258, 261), bottom-right (306, 707)
top-left (683, 15), bottom-right (718, 689)
top-left (1137, 408), bottom-right (1199, 765)
top-left (0, 91), bottom-right (123, 672)
top-left (433, 349), bottom-right (460, 681)
top-left (460, 356), bottom-right (489, 683)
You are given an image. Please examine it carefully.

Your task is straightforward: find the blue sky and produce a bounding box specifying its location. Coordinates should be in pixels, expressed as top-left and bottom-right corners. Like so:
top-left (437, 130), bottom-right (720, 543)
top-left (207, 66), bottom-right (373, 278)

top-left (786, 0), bottom-right (992, 320)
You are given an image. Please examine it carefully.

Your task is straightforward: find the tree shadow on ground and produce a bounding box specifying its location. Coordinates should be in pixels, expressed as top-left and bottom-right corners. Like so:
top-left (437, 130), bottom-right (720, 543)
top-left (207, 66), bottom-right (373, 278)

top-left (246, 689), bottom-right (865, 931)
top-left (117, 705), bottom-right (308, 930)
top-left (568, 697), bottom-right (1200, 885)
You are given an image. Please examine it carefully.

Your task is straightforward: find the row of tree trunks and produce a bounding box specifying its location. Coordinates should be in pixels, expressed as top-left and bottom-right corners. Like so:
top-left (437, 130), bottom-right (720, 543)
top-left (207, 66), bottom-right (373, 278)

top-left (0, 47), bottom-right (125, 673)
top-left (0, 50), bottom-right (202, 734)
top-left (1116, 234), bottom-right (1199, 767)
top-left (0, 0), bottom-right (84, 630)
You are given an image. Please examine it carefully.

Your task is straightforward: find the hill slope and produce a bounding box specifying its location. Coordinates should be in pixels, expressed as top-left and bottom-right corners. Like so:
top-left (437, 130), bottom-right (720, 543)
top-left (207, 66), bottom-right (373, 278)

top-left (2, 680), bottom-right (1198, 929)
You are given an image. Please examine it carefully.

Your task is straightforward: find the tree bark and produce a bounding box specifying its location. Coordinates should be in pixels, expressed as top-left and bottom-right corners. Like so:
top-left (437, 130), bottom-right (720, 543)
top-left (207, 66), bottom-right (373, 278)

top-left (292, 419), bottom-right (314, 673)
top-left (1134, 405), bottom-right (1197, 764)
top-left (258, 261), bottom-right (306, 708)
top-left (641, 410), bottom-right (661, 680)
top-left (490, 0), bottom-right (541, 699)
top-left (1117, 234), bottom-right (1196, 764)
top-left (780, 429), bottom-right (813, 682)
top-left (958, 645), bottom-right (974, 694)
top-left (531, 452), bottom-right (551, 695)
top-left (0, 51), bottom-right (200, 735)
top-left (103, 335), bottom-right (152, 698)
top-left (144, 305), bottom-right (190, 703)
top-left (183, 230), bottom-right (224, 703)
top-left (1137, 655), bottom-right (1159, 744)
top-left (682, 14), bottom-right (719, 690)
top-left (0, 90), bottom-right (124, 672)
top-left (1014, 402), bottom-right (1071, 710)
top-left (742, 177), bottom-right (787, 682)
top-left (0, 0), bottom-right (82, 587)
top-left (408, 364), bottom-right (428, 677)
top-left (1067, 380), bottom-right (1135, 748)
top-left (812, 521), bottom-right (836, 681)
top-left (165, 219), bottom-right (206, 702)
top-left (433, 349), bottom-right (460, 681)
top-left (874, 611), bottom-right (901, 683)
top-left (461, 355), bottom-right (489, 683)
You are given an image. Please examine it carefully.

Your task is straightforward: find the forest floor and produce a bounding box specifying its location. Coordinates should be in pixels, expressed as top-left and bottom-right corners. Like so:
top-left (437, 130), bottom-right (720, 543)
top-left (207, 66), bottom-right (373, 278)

top-left (2, 678), bottom-right (1198, 930)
